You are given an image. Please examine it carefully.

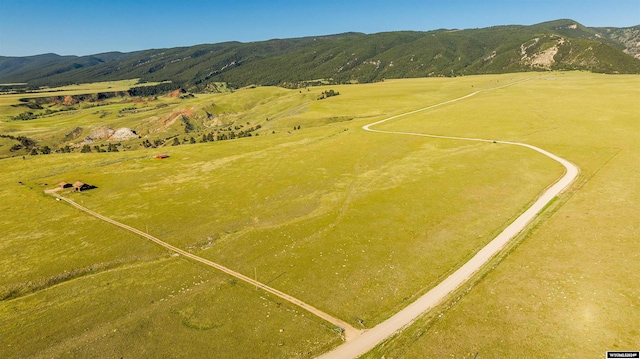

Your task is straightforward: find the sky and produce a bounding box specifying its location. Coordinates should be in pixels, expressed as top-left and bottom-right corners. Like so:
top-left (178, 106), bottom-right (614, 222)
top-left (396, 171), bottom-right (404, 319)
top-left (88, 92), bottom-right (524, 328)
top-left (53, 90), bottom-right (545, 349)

top-left (0, 0), bottom-right (638, 57)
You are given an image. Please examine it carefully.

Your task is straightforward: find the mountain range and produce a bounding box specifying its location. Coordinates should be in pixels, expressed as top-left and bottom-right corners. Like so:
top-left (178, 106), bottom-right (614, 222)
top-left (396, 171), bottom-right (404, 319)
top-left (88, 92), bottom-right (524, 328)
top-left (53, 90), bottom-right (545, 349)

top-left (1, 19), bottom-right (639, 89)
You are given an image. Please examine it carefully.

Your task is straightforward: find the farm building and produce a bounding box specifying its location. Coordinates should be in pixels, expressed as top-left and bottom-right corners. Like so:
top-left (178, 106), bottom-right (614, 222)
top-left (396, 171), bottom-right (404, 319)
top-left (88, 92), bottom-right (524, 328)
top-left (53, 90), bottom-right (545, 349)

top-left (72, 181), bottom-right (95, 192)
top-left (58, 182), bottom-right (72, 189)
top-left (155, 154), bottom-right (170, 159)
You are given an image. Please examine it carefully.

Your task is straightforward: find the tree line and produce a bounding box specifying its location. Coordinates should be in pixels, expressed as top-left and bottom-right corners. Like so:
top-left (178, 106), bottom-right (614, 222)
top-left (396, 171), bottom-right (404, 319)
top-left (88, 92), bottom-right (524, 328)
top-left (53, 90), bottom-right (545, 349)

top-left (127, 82), bottom-right (184, 97)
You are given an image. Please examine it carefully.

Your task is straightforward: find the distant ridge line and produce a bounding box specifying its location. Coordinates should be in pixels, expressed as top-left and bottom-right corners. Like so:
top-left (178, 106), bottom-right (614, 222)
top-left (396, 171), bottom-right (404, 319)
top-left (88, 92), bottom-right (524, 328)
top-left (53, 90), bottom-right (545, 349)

top-left (2, 19), bottom-right (638, 88)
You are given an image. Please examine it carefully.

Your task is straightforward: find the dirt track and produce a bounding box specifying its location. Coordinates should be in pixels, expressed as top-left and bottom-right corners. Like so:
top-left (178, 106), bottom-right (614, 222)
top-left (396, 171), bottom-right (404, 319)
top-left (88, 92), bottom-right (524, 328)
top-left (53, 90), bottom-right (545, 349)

top-left (45, 77), bottom-right (579, 358)
top-left (316, 78), bottom-right (579, 358)
top-left (44, 188), bottom-right (361, 341)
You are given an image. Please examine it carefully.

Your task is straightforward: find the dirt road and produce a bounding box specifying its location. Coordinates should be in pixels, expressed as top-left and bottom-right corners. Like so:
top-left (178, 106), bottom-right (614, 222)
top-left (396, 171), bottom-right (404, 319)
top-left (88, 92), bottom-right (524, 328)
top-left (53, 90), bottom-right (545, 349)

top-left (44, 188), bottom-right (361, 341)
top-left (316, 80), bottom-right (579, 358)
top-left (44, 77), bottom-right (578, 358)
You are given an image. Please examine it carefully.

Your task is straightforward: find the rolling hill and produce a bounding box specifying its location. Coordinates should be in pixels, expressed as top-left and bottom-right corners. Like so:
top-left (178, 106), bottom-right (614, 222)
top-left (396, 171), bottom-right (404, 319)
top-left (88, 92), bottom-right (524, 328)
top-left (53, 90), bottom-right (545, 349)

top-left (1, 19), bottom-right (639, 89)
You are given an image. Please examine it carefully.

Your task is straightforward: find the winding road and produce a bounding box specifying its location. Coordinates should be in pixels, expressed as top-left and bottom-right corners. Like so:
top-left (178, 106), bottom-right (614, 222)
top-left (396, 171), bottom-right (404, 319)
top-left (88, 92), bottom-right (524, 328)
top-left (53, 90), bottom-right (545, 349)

top-left (317, 78), bottom-right (579, 358)
top-left (46, 77), bottom-right (579, 358)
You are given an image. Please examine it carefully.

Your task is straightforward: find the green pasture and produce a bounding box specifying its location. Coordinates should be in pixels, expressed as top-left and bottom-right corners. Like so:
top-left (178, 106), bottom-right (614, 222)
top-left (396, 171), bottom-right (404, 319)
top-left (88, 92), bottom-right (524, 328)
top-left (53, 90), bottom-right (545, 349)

top-left (0, 79), bottom-right (166, 131)
top-left (0, 154), bottom-right (339, 358)
top-left (1, 257), bottom-right (338, 358)
top-left (364, 72), bottom-right (640, 358)
top-left (1, 79), bottom-right (147, 99)
top-left (0, 80), bottom-right (151, 118)
top-left (1, 72), bottom-right (636, 358)
top-left (34, 79), bottom-right (145, 93)
top-left (0, 82), bottom-right (332, 157)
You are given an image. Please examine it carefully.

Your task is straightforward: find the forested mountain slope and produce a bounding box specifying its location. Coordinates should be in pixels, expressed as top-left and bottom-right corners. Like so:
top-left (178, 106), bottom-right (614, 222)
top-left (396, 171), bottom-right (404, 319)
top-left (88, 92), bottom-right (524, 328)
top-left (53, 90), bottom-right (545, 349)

top-left (1, 20), bottom-right (638, 89)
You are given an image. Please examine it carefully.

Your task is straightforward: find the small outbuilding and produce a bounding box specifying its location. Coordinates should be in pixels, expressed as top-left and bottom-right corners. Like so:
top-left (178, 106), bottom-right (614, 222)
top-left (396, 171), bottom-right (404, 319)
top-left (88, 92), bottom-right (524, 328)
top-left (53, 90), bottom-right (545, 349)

top-left (155, 154), bottom-right (170, 159)
top-left (72, 181), bottom-right (95, 192)
top-left (58, 182), bottom-right (73, 189)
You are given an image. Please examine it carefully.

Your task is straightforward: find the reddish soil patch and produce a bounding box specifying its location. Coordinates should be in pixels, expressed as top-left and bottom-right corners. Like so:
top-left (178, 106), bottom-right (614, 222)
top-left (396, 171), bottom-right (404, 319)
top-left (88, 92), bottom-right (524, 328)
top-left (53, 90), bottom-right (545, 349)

top-left (164, 89), bottom-right (184, 98)
top-left (63, 95), bottom-right (78, 106)
top-left (161, 109), bottom-right (195, 128)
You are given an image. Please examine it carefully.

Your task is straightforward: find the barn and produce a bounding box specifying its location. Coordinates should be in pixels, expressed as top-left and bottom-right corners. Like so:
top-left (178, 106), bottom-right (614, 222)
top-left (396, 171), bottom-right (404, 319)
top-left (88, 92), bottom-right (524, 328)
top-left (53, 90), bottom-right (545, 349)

top-left (72, 181), bottom-right (95, 192)
top-left (58, 182), bottom-right (72, 189)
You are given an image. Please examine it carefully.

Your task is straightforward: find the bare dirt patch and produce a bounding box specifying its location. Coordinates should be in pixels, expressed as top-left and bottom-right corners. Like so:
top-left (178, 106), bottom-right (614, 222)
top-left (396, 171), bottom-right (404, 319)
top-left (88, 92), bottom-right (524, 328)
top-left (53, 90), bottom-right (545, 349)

top-left (530, 46), bottom-right (559, 68)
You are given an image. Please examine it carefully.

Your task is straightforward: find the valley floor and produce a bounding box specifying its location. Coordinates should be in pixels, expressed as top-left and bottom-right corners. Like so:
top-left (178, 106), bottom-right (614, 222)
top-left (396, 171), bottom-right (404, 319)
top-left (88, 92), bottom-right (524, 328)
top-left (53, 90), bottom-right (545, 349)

top-left (1, 72), bottom-right (638, 358)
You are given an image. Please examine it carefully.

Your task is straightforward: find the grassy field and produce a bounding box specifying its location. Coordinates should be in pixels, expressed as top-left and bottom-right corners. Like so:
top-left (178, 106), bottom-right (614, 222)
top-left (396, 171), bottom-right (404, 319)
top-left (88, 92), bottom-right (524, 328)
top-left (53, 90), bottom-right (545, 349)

top-left (0, 153), bottom-right (341, 358)
top-left (1, 72), bottom-right (637, 358)
top-left (363, 72), bottom-right (640, 358)
top-left (0, 79), bottom-right (154, 118)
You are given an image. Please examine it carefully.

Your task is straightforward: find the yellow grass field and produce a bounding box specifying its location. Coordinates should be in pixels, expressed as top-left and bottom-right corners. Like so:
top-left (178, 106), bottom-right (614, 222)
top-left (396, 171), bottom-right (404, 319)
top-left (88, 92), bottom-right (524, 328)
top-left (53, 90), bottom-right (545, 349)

top-left (1, 72), bottom-right (638, 358)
